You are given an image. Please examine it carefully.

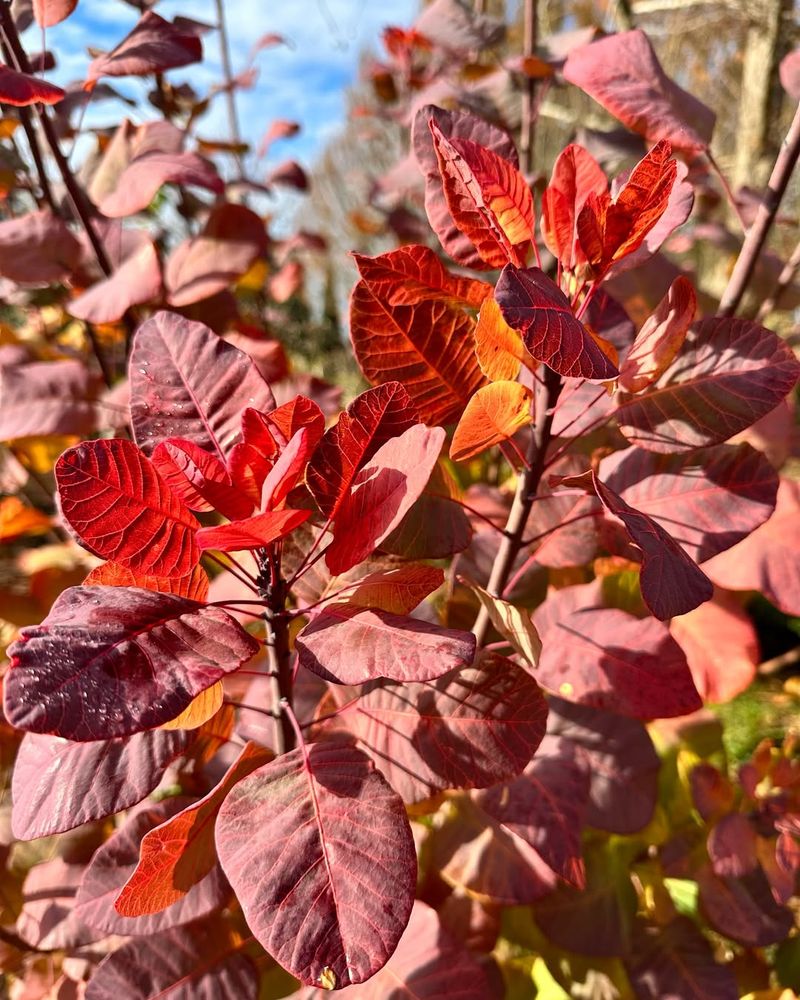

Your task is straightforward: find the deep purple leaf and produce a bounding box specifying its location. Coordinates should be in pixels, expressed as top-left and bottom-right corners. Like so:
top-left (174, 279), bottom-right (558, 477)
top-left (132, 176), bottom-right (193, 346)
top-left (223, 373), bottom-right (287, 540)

top-left (495, 265), bottom-right (618, 379)
top-left (697, 866), bottom-right (794, 947)
top-left (616, 317), bottom-right (800, 453)
top-left (11, 728), bottom-right (194, 840)
top-left (4, 585), bottom-right (259, 741)
top-left (336, 652), bottom-right (547, 802)
top-left (129, 311), bottom-right (275, 461)
top-left (215, 738), bottom-right (416, 989)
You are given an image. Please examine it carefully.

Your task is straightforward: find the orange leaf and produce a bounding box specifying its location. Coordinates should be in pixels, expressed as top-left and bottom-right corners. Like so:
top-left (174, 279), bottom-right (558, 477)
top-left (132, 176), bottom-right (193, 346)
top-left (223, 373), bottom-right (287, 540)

top-left (160, 681), bottom-right (224, 730)
top-left (541, 144), bottom-right (608, 270)
top-left (619, 275), bottom-right (696, 392)
top-left (450, 381), bottom-right (532, 461)
top-left (429, 121), bottom-right (534, 269)
top-left (0, 496), bottom-right (50, 543)
top-left (474, 297), bottom-right (527, 382)
top-left (353, 245), bottom-right (491, 309)
top-left (114, 741), bottom-right (271, 917)
top-left (350, 279), bottom-right (484, 425)
top-left (83, 561), bottom-right (210, 601)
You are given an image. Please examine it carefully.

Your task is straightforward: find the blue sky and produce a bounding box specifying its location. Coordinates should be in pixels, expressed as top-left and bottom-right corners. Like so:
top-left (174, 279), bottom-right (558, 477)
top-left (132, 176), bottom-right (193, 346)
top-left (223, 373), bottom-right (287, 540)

top-left (22, 0), bottom-right (419, 171)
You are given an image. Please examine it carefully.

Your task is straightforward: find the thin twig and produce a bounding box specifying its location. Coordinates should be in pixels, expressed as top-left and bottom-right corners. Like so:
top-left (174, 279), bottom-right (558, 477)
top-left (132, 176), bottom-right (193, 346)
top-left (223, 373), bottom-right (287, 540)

top-left (705, 150), bottom-right (748, 232)
top-left (262, 574), bottom-right (295, 754)
top-left (756, 238), bottom-right (800, 321)
top-left (213, 0), bottom-right (245, 180)
top-left (758, 645), bottom-right (800, 677)
top-left (718, 101), bottom-right (800, 316)
top-left (519, 0), bottom-right (537, 176)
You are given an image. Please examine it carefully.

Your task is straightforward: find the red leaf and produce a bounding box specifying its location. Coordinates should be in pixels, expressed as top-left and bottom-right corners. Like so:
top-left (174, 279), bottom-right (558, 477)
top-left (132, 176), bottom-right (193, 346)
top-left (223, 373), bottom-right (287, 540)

top-left (495, 265), bottom-right (618, 379)
top-left (129, 311), bottom-right (275, 462)
top-left (429, 121), bottom-right (535, 269)
top-left (0, 209), bottom-right (80, 282)
top-left (475, 734), bottom-right (589, 888)
top-left (100, 151), bottom-right (223, 218)
top-left (296, 604), bottom-right (476, 684)
top-left (335, 653), bottom-right (547, 802)
top-left (260, 428), bottom-right (314, 510)
top-left (563, 29), bottom-right (715, 152)
top-left (619, 275), bottom-right (696, 392)
top-left (306, 382), bottom-right (419, 519)
top-left (577, 141), bottom-right (678, 277)
top-left (533, 589), bottom-right (701, 718)
top-left (353, 245), bottom-right (491, 308)
top-left (11, 728), bottom-right (194, 840)
top-left (69, 238), bottom-right (161, 323)
top-left (76, 799), bottom-right (230, 936)
top-left (349, 279), bottom-right (484, 425)
top-left (227, 442), bottom-right (272, 507)
top-left (84, 561), bottom-right (210, 601)
top-left (215, 738), bottom-right (416, 989)
top-left (624, 918), bottom-right (738, 1000)
top-left (264, 395), bottom-right (325, 448)
top-left (541, 143), bottom-right (608, 270)
top-left (86, 12), bottom-right (203, 83)
top-left (164, 203), bottom-right (266, 306)
top-left (703, 478), bottom-right (800, 615)
top-left (591, 471), bottom-right (713, 619)
top-left (325, 424), bottom-right (445, 575)
top-left (412, 104), bottom-right (519, 270)
top-left (0, 63), bottom-right (64, 106)
top-left (599, 443), bottom-right (778, 564)
top-left (616, 317), bottom-right (800, 453)
top-left (33, 0), bottom-right (77, 27)
top-left (196, 508), bottom-right (310, 552)
top-left (56, 438), bottom-right (200, 576)
top-left (320, 565), bottom-right (444, 615)
top-left (294, 900), bottom-right (492, 999)
top-left (116, 742), bottom-right (271, 917)
top-left (547, 697), bottom-right (659, 834)
top-left (4, 585), bottom-right (259, 740)
top-left (0, 359), bottom-right (99, 439)
top-left (85, 920), bottom-right (258, 1000)
top-left (152, 438), bottom-right (253, 520)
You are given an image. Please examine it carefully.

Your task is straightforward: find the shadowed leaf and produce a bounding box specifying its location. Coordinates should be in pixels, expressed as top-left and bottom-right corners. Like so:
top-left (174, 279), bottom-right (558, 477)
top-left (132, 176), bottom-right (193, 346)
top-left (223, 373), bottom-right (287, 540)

top-left (86, 11), bottom-right (203, 83)
top-left (0, 63), bottom-right (64, 105)
top-left (619, 276), bottom-right (696, 392)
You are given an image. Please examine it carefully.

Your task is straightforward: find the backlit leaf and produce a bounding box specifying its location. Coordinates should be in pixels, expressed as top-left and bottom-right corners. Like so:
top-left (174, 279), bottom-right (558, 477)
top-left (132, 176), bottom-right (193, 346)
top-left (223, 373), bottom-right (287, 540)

top-left (76, 799), bottom-right (230, 935)
top-left (152, 437), bottom-right (253, 520)
top-left (563, 29), bottom-right (715, 152)
top-left (0, 496), bottom-right (50, 542)
top-left (4, 585), bottom-right (259, 740)
top-left (129, 311), bottom-right (275, 461)
top-left (533, 590), bottom-right (701, 718)
top-left (215, 738), bottom-right (416, 989)
top-left (56, 438), bottom-right (200, 576)
top-left (465, 578), bottom-right (542, 669)
top-left (33, 0), bottom-right (77, 27)
top-left (11, 728), bottom-right (194, 840)
top-left (296, 604), bottom-right (476, 684)
top-left (161, 681), bottom-right (223, 730)
top-left (336, 653), bottom-right (547, 802)
top-left (473, 296), bottom-right (527, 382)
top-left (196, 507), bottom-right (309, 552)
top-left (115, 742), bottom-right (271, 917)
top-left (619, 276), bottom-right (696, 392)
top-left (323, 565), bottom-right (444, 615)
top-left (616, 318), bottom-right (800, 453)
top-left (353, 245), bottom-right (491, 308)
top-left (450, 380), bottom-right (532, 461)
top-left (349, 279), bottom-right (484, 425)
top-left (325, 424), bottom-right (445, 575)
top-left (84, 561), bottom-right (210, 601)
top-left (496, 265), bottom-right (618, 379)
top-left (307, 382), bottom-right (419, 519)
top-left (541, 143), bottom-right (608, 270)
top-left (86, 11), bottom-right (203, 83)
top-left (0, 63), bottom-right (64, 106)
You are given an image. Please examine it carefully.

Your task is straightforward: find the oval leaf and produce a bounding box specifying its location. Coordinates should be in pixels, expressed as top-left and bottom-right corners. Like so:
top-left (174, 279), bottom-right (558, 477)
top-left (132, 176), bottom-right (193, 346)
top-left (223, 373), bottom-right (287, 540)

top-left (450, 380), bottom-right (532, 461)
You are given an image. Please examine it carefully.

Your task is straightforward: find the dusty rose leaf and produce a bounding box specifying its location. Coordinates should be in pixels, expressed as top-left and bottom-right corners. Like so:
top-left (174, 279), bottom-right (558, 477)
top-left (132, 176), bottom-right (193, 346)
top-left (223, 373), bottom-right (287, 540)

top-left (215, 739), bottom-right (416, 989)
top-left (76, 799), bottom-right (230, 935)
top-left (325, 424), bottom-right (445, 575)
top-left (16, 859), bottom-right (99, 952)
top-left (100, 151), bottom-right (223, 217)
top-left (336, 653), bottom-right (547, 802)
top-left (0, 359), bottom-right (99, 439)
top-left (4, 585), bottom-right (259, 740)
top-left (296, 604), bottom-right (476, 684)
top-left (533, 590), bottom-right (701, 718)
top-left (11, 728), bottom-right (193, 840)
top-left (619, 275), bottom-right (696, 392)
top-left (129, 311), bottom-right (275, 461)
top-left (563, 29), bottom-right (715, 152)
top-left (616, 317), bottom-right (800, 453)
top-left (0, 209), bottom-right (81, 282)
top-left (495, 265), bottom-right (618, 379)
top-left (86, 11), bottom-right (203, 83)
top-left (56, 438), bottom-right (200, 576)
top-left (69, 239), bottom-right (161, 323)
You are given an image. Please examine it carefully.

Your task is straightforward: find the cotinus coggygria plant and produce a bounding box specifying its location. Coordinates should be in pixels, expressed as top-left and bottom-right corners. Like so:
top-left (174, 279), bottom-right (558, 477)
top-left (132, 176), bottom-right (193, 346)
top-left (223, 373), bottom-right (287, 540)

top-left (3, 98), bottom-right (799, 1000)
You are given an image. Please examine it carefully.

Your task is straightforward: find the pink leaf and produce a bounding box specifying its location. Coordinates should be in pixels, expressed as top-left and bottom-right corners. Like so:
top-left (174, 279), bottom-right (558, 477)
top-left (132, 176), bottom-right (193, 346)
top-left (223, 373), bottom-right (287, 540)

top-left (33, 0), bottom-right (77, 27)
top-left (69, 238), bottom-right (161, 323)
top-left (215, 738), bottom-right (416, 989)
top-left (99, 151), bottom-right (223, 218)
top-left (0, 209), bottom-right (80, 282)
top-left (296, 604), bottom-right (476, 684)
top-left (563, 29), bottom-right (715, 152)
top-left (0, 360), bottom-right (99, 439)
top-left (4, 585), bottom-right (259, 740)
